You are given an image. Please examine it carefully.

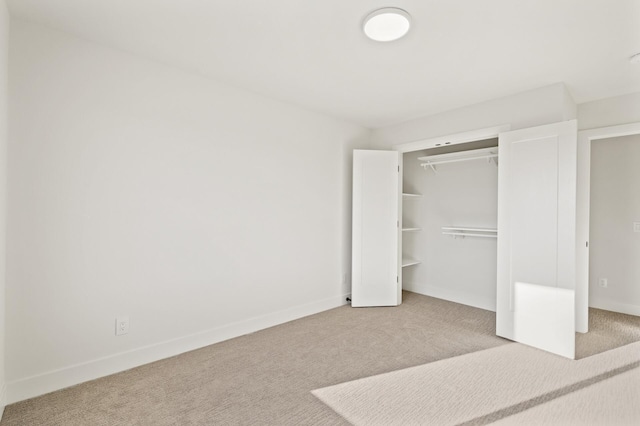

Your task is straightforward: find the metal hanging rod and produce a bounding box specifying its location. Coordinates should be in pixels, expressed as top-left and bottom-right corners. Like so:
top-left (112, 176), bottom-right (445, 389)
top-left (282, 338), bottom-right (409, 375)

top-left (419, 147), bottom-right (498, 173)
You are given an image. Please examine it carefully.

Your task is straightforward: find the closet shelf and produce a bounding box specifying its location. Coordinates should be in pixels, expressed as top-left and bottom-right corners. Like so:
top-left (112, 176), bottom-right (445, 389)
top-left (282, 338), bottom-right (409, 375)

top-left (402, 228), bottom-right (422, 232)
top-left (402, 257), bottom-right (421, 267)
top-left (402, 193), bottom-right (422, 199)
top-left (442, 226), bottom-right (497, 239)
top-left (419, 147), bottom-right (498, 172)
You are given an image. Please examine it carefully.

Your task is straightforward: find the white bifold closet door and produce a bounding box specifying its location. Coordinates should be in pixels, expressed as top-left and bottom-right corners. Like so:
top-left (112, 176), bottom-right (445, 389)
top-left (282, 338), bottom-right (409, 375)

top-left (496, 120), bottom-right (578, 359)
top-left (352, 121), bottom-right (578, 359)
top-left (351, 150), bottom-right (402, 307)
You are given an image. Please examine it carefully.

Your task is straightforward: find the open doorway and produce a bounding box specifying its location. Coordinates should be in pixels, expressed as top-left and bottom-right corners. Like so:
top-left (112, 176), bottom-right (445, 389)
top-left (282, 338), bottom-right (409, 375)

top-left (590, 134), bottom-right (640, 316)
top-left (576, 123), bottom-right (640, 357)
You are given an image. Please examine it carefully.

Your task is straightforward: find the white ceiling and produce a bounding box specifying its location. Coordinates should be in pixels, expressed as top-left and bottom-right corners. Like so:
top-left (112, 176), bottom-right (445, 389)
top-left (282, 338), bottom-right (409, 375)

top-left (7, 0), bottom-right (640, 128)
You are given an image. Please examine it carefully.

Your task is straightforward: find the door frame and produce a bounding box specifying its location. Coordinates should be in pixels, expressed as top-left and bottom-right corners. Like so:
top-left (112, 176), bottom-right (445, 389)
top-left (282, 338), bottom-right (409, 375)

top-left (392, 125), bottom-right (511, 153)
top-left (392, 125), bottom-right (510, 296)
top-left (577, 121), bottom-right (640, 332)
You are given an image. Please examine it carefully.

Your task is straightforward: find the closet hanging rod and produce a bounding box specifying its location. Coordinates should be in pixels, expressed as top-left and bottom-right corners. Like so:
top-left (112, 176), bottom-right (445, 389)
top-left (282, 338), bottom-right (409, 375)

top-left (418, 147), bottom-right (498, 172)
top-left (442, 226), bottom-right (498, 239)
top-left (441, 226), bottom-right (497, 233)
top-left (421, 153), bottom-right (497, 167)
top-left (442, 232), bottom-right (498, 239)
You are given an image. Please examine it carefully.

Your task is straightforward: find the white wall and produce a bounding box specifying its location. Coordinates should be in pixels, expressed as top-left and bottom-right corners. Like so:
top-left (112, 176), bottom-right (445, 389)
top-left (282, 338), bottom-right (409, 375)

top-left (0, 0), bottom-right (8, 416)
top-left (6, 20), bottom-right (369, 403)
top-left (578, 92), bottom-right (640, 130)
top-left (371, 83), bottom-right (576, 148)
top-left (589, 134), bottom-right (640, 316)
top-left (402, 147), bottom-right (498, 311)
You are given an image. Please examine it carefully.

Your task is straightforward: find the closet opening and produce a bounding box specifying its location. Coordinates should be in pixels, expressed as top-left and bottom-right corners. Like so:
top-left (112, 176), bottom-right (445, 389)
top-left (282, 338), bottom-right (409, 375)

top-left (401, 137), bottom-right (499, 312)
top-left (354, 121), bottom-right (585, 358)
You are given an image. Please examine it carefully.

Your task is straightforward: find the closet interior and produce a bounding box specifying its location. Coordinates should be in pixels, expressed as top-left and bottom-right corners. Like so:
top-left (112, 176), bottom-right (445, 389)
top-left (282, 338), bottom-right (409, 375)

top-left (401, 138), bottom-right (500, 311)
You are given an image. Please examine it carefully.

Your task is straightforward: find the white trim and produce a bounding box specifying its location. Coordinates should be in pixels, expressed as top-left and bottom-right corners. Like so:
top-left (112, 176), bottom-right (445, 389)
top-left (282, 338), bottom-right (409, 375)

top-left (0, 382), bottom-right (6, 420)
top-left (404, 281), bottom-right (496, 312)
top-left (576, 121), bottom-right (640, 333)
top-left (7, 294), bottom-right (349, 404)
top-left (392, 125), bottom-right (510, 153)
top-left (590, 298), bottom-right (640, 317)
top-left (579, 122), bottom-right (640, 140)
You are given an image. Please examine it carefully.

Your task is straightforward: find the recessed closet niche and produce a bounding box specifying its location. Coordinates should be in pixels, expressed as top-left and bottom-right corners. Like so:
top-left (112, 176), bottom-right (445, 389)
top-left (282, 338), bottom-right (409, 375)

top-left (402, 139), bottom-right (499, 311)
top-left (353, 120), bottom-right (579, 359)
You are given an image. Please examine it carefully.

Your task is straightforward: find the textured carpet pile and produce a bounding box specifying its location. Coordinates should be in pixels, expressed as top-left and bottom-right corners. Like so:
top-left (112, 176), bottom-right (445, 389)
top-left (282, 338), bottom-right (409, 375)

top-left (312, 341), bottom-right (640, 425)
top-left (2, 292), bottom-right (639, 425)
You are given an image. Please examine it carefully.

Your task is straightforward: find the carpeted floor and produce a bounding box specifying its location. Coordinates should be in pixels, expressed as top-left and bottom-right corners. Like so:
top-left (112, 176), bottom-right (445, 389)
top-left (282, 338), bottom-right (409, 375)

top-left (2, 291), bottom-right (639, 425)
top-left (313, 341), bottom-right (640, 425)
top-left (575, 307), bottom-right (640, 358)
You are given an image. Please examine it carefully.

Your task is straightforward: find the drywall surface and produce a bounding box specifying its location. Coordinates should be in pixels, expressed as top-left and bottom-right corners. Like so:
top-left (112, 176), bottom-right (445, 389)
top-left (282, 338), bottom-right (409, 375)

top-left (402, 149), bottom-right (498, 311)
top-left (589, 134), bottom-right (640, 315)
top-left (371, 83), bottom-right (575, 148)
top-left (578, 92), bottom-right (640, 130)
top-left (0, 0), bottom-right (8, 414)
top-left (7, 20), bottom-right (369, 402)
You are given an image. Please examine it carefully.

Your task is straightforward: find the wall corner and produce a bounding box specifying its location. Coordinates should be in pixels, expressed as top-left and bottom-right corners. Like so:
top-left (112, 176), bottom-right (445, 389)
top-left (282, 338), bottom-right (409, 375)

top-left (561, 84), bottom-right (577, 121)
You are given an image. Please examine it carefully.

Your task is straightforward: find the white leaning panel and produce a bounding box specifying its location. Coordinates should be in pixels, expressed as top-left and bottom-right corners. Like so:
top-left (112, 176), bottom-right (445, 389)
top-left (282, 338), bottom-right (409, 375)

top-left (514, 282), bottom-right (575, 359)
top-left (496, 120), bottom-right (577, 359)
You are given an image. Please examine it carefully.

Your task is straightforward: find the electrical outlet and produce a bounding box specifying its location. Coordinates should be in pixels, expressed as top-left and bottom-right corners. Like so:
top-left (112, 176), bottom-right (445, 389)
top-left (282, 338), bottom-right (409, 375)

top-left (598, 278), bottom-right (608, 288)
top-left (634, 222), bottom-right (640, 233)
top-left (115, 316), bottom-right (129, 336)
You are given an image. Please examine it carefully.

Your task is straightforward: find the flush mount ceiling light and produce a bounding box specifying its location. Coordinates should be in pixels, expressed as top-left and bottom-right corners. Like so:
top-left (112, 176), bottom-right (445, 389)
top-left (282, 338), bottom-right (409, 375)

top-left (630, 52), bottom-right (640, 64)
top-left (363, 8), bottom-right (411, 42)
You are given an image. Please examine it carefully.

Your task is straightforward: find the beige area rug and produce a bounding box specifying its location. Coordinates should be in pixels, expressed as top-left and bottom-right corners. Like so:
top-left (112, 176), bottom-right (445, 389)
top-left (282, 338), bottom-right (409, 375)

top-left (312, 341), bottom-right (640, 426)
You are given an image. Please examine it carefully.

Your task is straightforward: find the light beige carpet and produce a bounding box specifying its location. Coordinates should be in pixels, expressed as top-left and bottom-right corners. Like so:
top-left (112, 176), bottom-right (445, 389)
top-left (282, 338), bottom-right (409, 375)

top-left (312, 341), bottom-right (640, 426)
top-left (2, 292), bottom-right (639, 425)
top-left (0, 292), bottom-right (509, 426)
top-left (492, 366), bottom-right (640, 426)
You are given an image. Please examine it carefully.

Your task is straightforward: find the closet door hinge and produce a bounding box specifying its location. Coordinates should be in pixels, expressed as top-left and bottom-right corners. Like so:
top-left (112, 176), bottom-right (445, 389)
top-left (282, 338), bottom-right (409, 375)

top-left (397, 220), bottom-right (399, 228)
top-left (396, 276), bottom-right (399, 283)
top-left (397, 165), bottom-right (400, 172)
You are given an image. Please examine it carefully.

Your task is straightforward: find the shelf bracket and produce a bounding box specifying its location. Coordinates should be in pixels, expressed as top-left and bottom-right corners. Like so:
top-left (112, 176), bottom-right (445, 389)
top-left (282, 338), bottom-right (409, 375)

top-left (421, 163), bottom-right (438, 174)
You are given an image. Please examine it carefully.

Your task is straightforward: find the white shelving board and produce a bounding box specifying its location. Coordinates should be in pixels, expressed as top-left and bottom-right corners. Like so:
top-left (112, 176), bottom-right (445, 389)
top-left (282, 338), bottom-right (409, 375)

top-left (402, 193), bottom-right (422, 199)
top-left (402, 257), bottom-right (421, 267)
top-left (402, 194), bottom-right (421, 267)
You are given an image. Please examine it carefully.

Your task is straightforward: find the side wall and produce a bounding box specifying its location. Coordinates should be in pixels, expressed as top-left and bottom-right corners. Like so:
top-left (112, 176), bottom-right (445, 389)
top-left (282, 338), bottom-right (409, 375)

top-left (7, 20), bottom-right (369, 403)
top-left (578, 92), bottom-right (640, 130)
top-left (0, 0), bottom-right (8, 416)
top-left (589, 134), bottom-right (640, 315)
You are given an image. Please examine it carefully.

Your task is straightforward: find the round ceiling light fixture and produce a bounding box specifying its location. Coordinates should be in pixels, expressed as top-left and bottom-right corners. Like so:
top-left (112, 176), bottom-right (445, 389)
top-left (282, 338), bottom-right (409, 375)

top-left (363, 8), bottom-right (411, 42)
top-left (630, 52), bottom-right (640, 64)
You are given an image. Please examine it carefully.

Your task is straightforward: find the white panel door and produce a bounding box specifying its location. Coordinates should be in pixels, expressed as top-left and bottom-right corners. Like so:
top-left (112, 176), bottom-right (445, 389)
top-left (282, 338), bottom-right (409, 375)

top-left (352, 150), bottom-right (401, 307)
top-left (496, 120), bottom-right (577, 359)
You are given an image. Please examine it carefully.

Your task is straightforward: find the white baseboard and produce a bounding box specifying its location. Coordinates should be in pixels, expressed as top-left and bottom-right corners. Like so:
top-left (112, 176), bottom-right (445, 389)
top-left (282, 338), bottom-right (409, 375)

top-left (0, 382), bottom-right (6, 420)
top-left (589, 298), bottom-right (640, 317)
top-left (404, 282), bottom-right (496, 312)
top-left (7, 294), bottom-right (349, 404)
